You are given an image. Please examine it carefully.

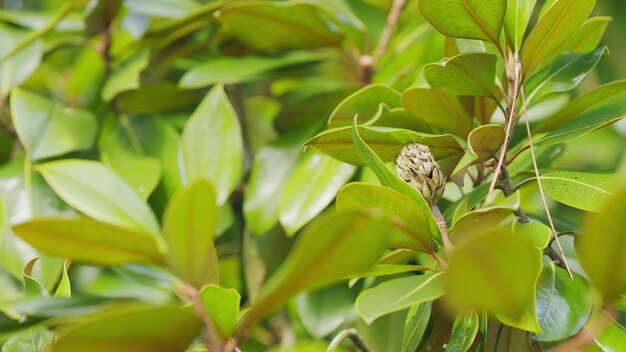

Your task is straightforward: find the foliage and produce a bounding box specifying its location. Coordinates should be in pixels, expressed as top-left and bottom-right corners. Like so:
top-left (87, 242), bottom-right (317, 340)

top-left (0, 0), bottom-right (625, 351)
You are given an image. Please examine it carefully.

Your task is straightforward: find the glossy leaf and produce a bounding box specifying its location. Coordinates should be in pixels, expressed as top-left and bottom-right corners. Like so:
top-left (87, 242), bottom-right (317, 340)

top-left (163, 179), bottom-right (219, 288)
top-left (199, 284), bottom-right (240, 341)
top-left (125, 0), bottom-right (200, 19)
top-left (403, 88), bottom-right (473, 137)
top-left (524, 46), bottom-right (605, 105)
top-left (305, 125), bottom-right (464, 176)
top-left (238, 211), bottom-right (392, 330)
top-left (424, 53), bottom-right (498, 97)
top-left (12, 218), bottom-right (163, 265)
top-left (447, 312), bottom-right (479, 352)
top-left (216, 2), bottom-right (343, 50)
top-left (541, 171), bottom-right (617, 212)
top-left (446, 231), bottom-right (542, 332)
top-left (537, 79), bottom-right (626, 132)
top-left (181, 84), bottom-right (243, 205)
top-left (521, 0), bottom-right (596, 73)
top-left (402, 303), bottom-right (432, 352)
top-left (54, 259), bottom-right (72, 298)
top-left (0, 23), bottom-right (43, 97)
top-left (452, 124), bottom-right (505, 183)
top-left (327, 84), bottom-right (402, 127)
top-left (279, 151), bottom-right (355, 235)
top-left (505, 0), bottom-right (537, 51)
top-left (101, 50), bottom-right (150, 102)
top-left (537, 90), bottom-right (626, 146)
top-left (356, 273), bottom-right (445, 324)
top-left (180, 51), bottom-right (324, 89)
top-left (11, 89), bottom-right (97, 161)
top-left (419, 0), bottom-right (507, 44)
top-left (50, 306), bottom-right (202, 352)
top-left (577, 186), bottom-right (626, 303)
top-left (449, 207), bottom-right (513, 245)
top-left (534, 263), bottom-right (592, 341)
top-left (296, 283), bottom-right (358, 338)
top-left (513, 220), bottom-right (551, 249)
top-left (336, 182), bottom-right (433, 252)
top-left (350, 118), bottom-right (442, 244)
top-left (546, 16), bottom-right (611, 62)
top-left (37, 160), bottom-right (160, 235)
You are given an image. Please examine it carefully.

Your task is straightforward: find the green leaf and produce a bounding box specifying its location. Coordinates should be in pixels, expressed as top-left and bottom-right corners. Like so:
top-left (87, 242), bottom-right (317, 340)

top-left (163, 179), bottom-right (219, 289)
top-left (279, 151), bottom-right (355, 235)
top-left (521, 0), bottom-right (596, 73)
top-left (336, 182), bottom-right (434, 252)
top-left (181, 84), bottom-right (243, 205)
top-left (37, 160), bottom-right (161, 236)
top-left (419, 0), bottom-right (506, 45)
top-left (180, 51), bottom-right (324, 89)
top-left (446, 231), bottom-right (542, 332)
top-left (54, 259), bottom-right (72, 298)
top-left (50, 306), bottom-right (202, 352)
top-left (327, 84), bottom-right (402, 127)
top-left (577, 186), bottom-right (626, 303)
top-left (244, 132), bottom-right (304, 235)
top-left (541, 171), bottom-right (618, 212)
top-left (449, 207), bottom-right (513, 245)
top-left (216, 2), bottom-right (343, 50)
top-left (544, 16), bottom-right (611, 64)
top-left (356, 273), bottom-right (445, 324)
top-left (447, 312), bottom-right (479, 352)
top-left (345, 264), bottom-right (434, 280)
top-left (402, 303), bottom-right (432, 352)
top-left (423, 53), bottom-right (498, 97)
top-left (513, 220), bottom-right (551, 249)
top-left (534, 263), bottom-right (592, 341)
top-left (537, 90), bottom-right (626, 147)
top-left (0, 23), bottom-right (43, 97)
top-left (537, 79), bottom-right (626, 132)
top-left (11, 89), bottom-right (97, 161)
top-left (350, 118), bottom-right (442, 245)
top-left (403, 88), bottom-right (473, 137)
top-left (198, 284), bottom-right (240, 341)
top-left (12, 218), bottom-right (164, 265)
top-left (23, 258), bottom-right (49, 297)
top-left (524, 46), bottom-right (605, 105)
top-left (451, 124), bottom-right (505, 184)
top-left (238, 211), bottom-right (392, 330)
top-left (125, 0), bottom-right (200, 19)
top-left (296, 283), bottom-right (358, 338)
top-left (2, 327), bottom-right (53, 352)
top-left (505, 0), bottom-right (537, 51)
top-left (101, 50), bottom-right (150, 102)
top-left (305, 126), bottom-right (464, 177)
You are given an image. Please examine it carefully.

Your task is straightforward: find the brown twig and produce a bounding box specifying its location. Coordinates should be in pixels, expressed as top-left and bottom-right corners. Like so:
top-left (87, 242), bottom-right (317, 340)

top-left (429, 203), bottom-right (454, 254)
top-left (327, 328), bottom-right (372, 352)
top-left (180, 284), bottom-right (223, 351)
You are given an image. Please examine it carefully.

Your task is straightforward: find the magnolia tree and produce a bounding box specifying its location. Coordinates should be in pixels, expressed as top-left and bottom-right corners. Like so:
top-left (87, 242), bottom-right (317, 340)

top-left (0, 0), bottom-right (625, 351)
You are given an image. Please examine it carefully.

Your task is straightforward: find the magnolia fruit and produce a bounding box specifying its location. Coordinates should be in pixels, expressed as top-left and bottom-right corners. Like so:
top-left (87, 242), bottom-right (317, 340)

top-left (396, 143), bottom-right (446, 204)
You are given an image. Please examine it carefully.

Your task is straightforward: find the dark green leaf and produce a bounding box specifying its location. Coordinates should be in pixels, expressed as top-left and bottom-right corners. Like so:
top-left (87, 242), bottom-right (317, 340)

top-left (403, 88), bottom-right (473, 137)
top-left (296, 283), bottom-right (358, 338)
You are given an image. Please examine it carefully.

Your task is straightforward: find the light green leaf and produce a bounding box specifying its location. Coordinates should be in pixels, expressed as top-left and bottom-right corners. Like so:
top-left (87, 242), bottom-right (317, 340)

top-left (181, 84), bottom-right (243, 205)
top-left (125, 0), bottom-right (200, 19)
top-left (279, 151), bottom-right (355, 235)
top-left (449, 207), bottom-right (513, 245)
top-left (11, 89), bottom-right (97, 161)
top-left (424, 53), bottom-right (498, 97)
top-left (2, 327), bottom-right (53, 352)
top-left (180, 52), bottom-right (324, 89)
top-left (447, 312), bottom-right (479, 352)
top-left (50, 306), bottom-right (202, 352)
top-left (216, 2), bottom-right (343, 50)
top-left (37, 160), bottom-right (160, 236)
top-left (163, 179), bottom-right (219, 289)
top-left (536, 79), bottom-right (626, 132)
top-left (541, 171), bottom-right (617, 212)
top-left (505, 0), bottom-right (537, 51)
top-left (336, 182), bottom-right (433, 252)
top-left (513, 220), bottom-right (551, 249)
top-left (451, 124), bottom-right (505, 184)
top-left (446, 231), bottom-right (542, 333)
top-left (327, 84), bottom-right (402, 127)
top-left (23, 258), bottom-right (48, 297)
top-left (305, 126), bottom-right (464, 177)
top-left (402, 303), bottom-right (432, 352)
top-left (419, 0), bottom-right (507, 45)
top-left (350, 118), bottom-right (442, 245)
top-left (524, 46), bottom-right (605, 105)
top-left (101, 50), bottom-right (150, 102)
top-left (403, 87), bottom-right (473, 137)
top-left (356, 273), bottom-right (445, 324)
top-left (12, 218), bottom-right (164, 265)
top-left (345, 264), bottom-right (434, 280)
top-left (534, 263), bottom-right (592, 341)
top-left (577, 186), bottom-right (626, 303)
top-left (0, 23), bottom-right (43, 97)
top-left (545, 16), bottom-right (611, 63)
top-left (296, 283), bottom-right (358, 338)
top-left (238, 211), bottom-right (392, 330)
top-left (537, 91), bottom-right (626, 147)
top-left (54, 259), bottom-right (72, 298)
top-left (521, 0), bottom-right (596, 73)
top-left (199, 284), bottom-right (240, 341)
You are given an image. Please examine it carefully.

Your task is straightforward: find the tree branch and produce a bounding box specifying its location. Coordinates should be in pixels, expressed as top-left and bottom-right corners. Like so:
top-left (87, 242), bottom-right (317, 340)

top-left (328, 329), bottom-right (371, 352)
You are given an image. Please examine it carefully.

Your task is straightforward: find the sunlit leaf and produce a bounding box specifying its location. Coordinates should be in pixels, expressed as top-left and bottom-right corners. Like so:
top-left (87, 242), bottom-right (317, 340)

top-left (424, 53), bottom-right (498, 97)
top-left (199, 284), bottom-right (240, 341)
top-left (541, 171), bottom-right (618, 212)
